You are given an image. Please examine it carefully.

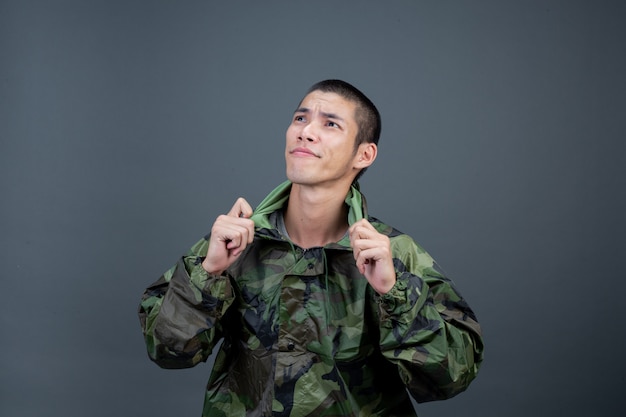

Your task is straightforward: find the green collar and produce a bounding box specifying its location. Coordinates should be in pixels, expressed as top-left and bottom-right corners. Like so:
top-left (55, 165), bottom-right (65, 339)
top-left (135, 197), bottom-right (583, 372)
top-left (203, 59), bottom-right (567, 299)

top-left (250, 180), bottom-right (367, 247)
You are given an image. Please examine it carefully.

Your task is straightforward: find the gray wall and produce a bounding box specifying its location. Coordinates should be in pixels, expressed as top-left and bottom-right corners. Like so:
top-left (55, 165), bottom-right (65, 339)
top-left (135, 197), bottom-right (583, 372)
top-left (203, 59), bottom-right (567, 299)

top-left (2, 1), bottom-right (624, 416)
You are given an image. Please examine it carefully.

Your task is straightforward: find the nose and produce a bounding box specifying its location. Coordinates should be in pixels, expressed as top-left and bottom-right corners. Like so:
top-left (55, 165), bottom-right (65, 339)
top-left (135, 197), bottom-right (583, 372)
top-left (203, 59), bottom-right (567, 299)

top-left (299, 121), bottom-right (319, 142)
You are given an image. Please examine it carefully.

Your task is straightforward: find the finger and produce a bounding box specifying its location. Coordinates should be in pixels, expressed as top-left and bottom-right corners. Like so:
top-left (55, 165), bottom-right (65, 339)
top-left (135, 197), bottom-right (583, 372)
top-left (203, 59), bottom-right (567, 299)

top-left (352, 237), bottom-right (390, 264)
top-left (349, 221), bottom-right (377, 240)
top-left (217, 218), bottom-right (255, 248)
top-left (227, 197), bottom-right (254, 219)
top-left (349, 228), bottom-right (375, 247)
top-left (358, 246), bottom-right (386, 262)
top-left (212, 218), bottom-right (244, 245)
top-left (236, 215), bottom-right (255, 244)
top-left (351, 240), bottom-right (369, 272)
top-left (224, 222), bottom-right (254, 250)
top-left (354, 248), bottom-right (374, 274)
top-left (349, 218), bottom-right (374, 232)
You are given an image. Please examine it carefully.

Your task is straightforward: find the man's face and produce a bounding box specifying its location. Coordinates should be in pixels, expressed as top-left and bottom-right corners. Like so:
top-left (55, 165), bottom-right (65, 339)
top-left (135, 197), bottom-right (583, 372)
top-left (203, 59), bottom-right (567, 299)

top-left (285, 90), bottom-right (362, 187)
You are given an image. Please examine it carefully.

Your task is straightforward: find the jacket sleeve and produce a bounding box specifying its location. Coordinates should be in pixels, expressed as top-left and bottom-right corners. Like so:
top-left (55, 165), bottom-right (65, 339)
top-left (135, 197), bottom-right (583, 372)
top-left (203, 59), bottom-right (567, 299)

top-left (375, 235), bottom-right (484, 403)
top-left (138, 237), bottom-right (235, 369)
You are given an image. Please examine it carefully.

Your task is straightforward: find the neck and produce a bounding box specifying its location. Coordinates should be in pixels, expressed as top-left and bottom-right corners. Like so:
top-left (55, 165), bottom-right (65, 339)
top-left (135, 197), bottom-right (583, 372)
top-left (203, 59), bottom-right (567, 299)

top-left (284, 183), bottom-right (351, 248)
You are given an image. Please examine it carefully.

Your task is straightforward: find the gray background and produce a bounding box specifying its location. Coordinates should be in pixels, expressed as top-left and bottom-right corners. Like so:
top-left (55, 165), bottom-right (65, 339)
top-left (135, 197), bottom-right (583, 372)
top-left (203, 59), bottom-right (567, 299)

top-left (1, 1), bottom-right (625, 416)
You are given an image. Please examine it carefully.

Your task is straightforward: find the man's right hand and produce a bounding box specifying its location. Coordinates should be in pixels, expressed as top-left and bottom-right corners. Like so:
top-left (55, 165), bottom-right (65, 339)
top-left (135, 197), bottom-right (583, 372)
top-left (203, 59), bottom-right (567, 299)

top-left (201, 198), bottom-right (255, 275)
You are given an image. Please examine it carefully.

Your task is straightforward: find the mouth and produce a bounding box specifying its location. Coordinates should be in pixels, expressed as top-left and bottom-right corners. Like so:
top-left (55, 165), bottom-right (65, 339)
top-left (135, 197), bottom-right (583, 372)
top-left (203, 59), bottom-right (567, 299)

top-left (289, 147), bottom-right (319, 157)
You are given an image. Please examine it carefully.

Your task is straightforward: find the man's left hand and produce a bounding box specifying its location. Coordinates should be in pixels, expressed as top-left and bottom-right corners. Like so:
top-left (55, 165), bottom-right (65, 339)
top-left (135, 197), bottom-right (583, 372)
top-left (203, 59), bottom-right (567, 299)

top-left (349, 219), bottom-right (396, 295)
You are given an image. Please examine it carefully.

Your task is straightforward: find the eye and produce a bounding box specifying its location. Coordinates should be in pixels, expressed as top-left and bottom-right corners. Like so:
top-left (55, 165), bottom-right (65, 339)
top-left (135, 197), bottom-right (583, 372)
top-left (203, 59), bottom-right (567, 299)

top-left (294, 115), bottom-right (305, 122)
top-left (327, 121), bottom-right (339, 128)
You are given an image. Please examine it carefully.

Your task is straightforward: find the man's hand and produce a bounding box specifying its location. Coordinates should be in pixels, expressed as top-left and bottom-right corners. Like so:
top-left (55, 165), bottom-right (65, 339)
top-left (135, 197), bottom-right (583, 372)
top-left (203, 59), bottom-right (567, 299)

top-left (202, 198), bottom-right (255, 275)
top-left (349, 219), bottom-right (396, 295)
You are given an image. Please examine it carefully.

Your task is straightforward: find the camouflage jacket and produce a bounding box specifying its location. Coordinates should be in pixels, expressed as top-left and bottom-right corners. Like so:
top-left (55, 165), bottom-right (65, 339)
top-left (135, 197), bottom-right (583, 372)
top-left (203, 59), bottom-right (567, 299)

top-left (139, 181), bottom-right (483, 416)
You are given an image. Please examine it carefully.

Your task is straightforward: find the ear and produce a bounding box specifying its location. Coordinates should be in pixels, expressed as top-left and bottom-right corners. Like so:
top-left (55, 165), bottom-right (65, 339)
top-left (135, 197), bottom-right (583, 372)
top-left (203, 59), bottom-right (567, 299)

top-left (354, 142), bottom-right (377, 169)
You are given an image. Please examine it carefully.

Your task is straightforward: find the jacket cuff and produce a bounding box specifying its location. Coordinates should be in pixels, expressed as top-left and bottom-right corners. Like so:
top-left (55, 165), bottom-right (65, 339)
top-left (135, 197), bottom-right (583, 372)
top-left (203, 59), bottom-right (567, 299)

top-left (377, 272), bottom-right (426, 326)
top-left (181, 256), bottom-right (233, 302)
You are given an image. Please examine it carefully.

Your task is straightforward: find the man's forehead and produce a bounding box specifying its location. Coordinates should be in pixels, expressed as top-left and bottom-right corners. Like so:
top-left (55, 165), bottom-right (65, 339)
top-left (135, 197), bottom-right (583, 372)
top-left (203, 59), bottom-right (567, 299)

top-left (296, 91), bottom-right (357, 116)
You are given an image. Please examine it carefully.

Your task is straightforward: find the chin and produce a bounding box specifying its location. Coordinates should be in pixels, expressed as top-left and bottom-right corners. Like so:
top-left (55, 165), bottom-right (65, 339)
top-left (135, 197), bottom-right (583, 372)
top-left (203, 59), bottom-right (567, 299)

top-left (286, 169), bottom-right (316, 185)
top-left (287, 174), bottom-right (312, 185)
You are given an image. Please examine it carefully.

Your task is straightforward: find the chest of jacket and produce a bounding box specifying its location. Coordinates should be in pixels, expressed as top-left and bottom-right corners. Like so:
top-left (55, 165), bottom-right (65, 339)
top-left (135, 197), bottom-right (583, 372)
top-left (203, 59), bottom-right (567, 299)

top-left (226, 239), bottom-right (379, 362)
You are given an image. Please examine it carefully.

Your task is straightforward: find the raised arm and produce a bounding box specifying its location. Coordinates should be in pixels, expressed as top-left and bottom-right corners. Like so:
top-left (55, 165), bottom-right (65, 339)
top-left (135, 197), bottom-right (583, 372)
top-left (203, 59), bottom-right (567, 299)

top-left (350, 221), bottom-right (484, 402)
top-left (138, 198), bottom-right (255, 369)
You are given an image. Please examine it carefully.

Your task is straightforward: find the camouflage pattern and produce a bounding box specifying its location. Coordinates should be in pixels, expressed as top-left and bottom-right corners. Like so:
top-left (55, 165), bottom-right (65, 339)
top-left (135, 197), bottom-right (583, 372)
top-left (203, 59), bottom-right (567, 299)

top-left (139, 181), bottom-right (483, 416)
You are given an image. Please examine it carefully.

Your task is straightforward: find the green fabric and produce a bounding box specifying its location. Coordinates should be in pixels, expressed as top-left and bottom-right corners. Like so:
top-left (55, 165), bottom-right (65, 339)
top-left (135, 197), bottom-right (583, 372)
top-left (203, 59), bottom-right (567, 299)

top-left (139, 182), bottom-right (484, 416)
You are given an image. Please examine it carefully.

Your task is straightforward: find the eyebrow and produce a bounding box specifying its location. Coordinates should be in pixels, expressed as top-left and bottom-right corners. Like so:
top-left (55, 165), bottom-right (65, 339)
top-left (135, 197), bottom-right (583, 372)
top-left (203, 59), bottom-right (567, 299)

top-left (294, 107), bottom-right (345, 121)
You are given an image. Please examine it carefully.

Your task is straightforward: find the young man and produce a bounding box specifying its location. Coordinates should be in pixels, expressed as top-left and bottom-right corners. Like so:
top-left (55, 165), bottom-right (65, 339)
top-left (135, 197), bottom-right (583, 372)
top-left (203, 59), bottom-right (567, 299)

top-left (139, 80), bottom-right (484, 416)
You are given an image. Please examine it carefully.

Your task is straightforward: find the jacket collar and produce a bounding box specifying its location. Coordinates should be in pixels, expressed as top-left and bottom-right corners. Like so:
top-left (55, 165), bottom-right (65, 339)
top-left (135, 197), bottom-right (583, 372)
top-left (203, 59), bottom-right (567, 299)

top-left (250, 180), bottom-right (368, 249)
